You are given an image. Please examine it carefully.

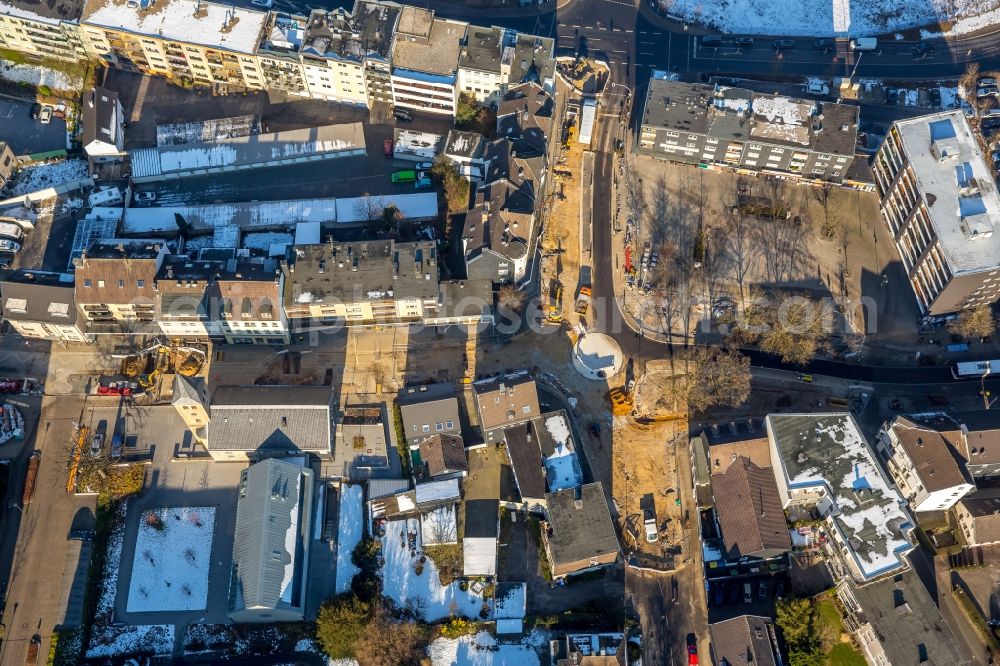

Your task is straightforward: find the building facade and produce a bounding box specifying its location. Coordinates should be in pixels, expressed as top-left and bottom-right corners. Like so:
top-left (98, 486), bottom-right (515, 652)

top-left (0, 0), bottom-right (87, 63)
top-left (389, 6), bottom-right (465, 116)
top-left (955, 494), bottom-right (1000, 546)
top-left (73, 239), bottom-right (167, 326)
top-left (0, 269), bottom-right (88, 342)
top-left (639, 78), bottom-right (858, 183)
top-left (873, 110), bottom-right (1000, 316)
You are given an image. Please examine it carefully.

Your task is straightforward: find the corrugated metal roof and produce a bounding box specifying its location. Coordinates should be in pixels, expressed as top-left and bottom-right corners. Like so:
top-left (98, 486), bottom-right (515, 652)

top-left (231, 458), bottom-right (312, 613)
top-left (207, 387), bottom-right (331, 453)
top-left (367, 478), bottom-right (410, 500)
top-left (414, 478), bottom-right (460, 505)
top-left (129, 148), bottom-right (162, 178)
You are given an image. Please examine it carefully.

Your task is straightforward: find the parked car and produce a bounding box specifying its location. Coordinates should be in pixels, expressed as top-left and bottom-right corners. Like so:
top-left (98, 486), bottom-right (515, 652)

top-left (383, 138), bottom-right (393, 158)
top-left (415, 162), bottom-right (433, 170)
top-left (734, 36), bottom-right (754, 47)
top-left (743, 582), bottom-right (753, 604)
top-left (39, 105), bottom-right (53, 124)
top-left (29, 103), bottom-right (41, 120)
top-left (251, 0), bottom-right (272, 6)
top-left (759, 580), bottom-right (769, 599)
top-left (713, 583), bottom-right (725, 606)
top-left (700, 35), bottom-right (722, 46)
top-left (393, 108), bottom-right (413, 122)
top-left (134, 191), bottom-right (156, 204)
top-left (806, 80), bottom-right (830, 96)
top-left (913, 42), bottom-right (935, 56)
top-left (979, 77), bottom-right (998, 87)
top-left (111, 433), bottom-right (124, 459)
top-left (772, 39), bottom-right (795, 51)
top-left (977, 86), bottom-right (1000, 98)
top-left (391, 170), bottom-right (416, 184)
top-left (90, 433), bottom-right (103, 457)
top-left (414, 176), bottom-right (433, 189)
top-left (813, 38), bottom-right (833, 50)
top-left (687, 634), bottom-right (698, 666)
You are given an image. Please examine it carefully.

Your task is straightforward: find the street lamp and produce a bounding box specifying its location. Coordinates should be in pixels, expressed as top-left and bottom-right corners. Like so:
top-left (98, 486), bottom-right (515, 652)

top-left (982, 367), bottom-right (998, 410)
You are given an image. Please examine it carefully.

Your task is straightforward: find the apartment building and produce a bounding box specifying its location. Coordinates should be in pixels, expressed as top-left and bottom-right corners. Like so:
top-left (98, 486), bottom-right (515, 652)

top-left (215, 257), bottom-right (287, 344)
top-left (0, 270), bottom-right (88, 342)
top-left (155, 254), bottom-right (225, 339)
top-left (73, 239), bottom-right (167, 326)
top-left (876, 416), bottom-right (975, 512)
top-left (639, 78), bottom-right (858, 183)
top-left (389, 6), bottom-right (465, 116)
top-left (80, 0), bottom-right (269, 92)
top-left (81, 86), bottom-right (126, 172)
top-left (281, 239), bottom-right (440, 325)
top-left (766, 413), bottom-right (915, 583)
top-left (0, 0), bottom-right (87, 62)
top-left (955, 493), bottom-right (1000, 546)
top-left (873, 110), bottom-right (1000, 316)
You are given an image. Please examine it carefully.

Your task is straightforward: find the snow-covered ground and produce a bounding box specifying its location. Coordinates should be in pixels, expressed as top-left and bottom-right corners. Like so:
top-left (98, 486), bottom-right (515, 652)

top-left (95, 502), bottom-right (127, 621)
top-left (0, 61), bottom-right (81, 91)
top-left (87, 624), bottom-right (175, 658)
top-left (421, 505), bottom-right (458, 545)
top-left (10, 159), bottom-right (88, 195)
top-left (428, 631), bottom-right (541, 666)
top-left (381, 517), bottom-right (486, 621)
top-left (659, 0), bottom-right (1000, 36)
top-left (126, 506), bottom-right (216, 612)
top-left (335, 484), bottom-right (364, 594)
top-left (242, 231), bottom-right (293, 252)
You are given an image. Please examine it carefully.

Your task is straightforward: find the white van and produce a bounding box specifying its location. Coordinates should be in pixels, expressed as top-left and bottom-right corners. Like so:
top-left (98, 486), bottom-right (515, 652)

top-left (743, 583), bottom-right (753, 604)
top-left (88, 187), bottom-right (123, 208)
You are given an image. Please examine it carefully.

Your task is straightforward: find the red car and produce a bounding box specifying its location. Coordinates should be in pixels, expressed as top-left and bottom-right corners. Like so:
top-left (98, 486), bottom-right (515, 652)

top-left (383, 138), bottom-right (393, 158)
top-left (687, 634), bottom-right (698, 665)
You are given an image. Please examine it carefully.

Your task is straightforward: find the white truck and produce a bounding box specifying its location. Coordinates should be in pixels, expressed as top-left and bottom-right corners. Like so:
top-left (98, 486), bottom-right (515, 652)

top-left (849, 37), bottom-right (877, 51)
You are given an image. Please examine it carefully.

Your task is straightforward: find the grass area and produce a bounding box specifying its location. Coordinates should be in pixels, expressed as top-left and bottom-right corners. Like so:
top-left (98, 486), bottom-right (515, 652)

top-left (815, 597), bottom-right (845, 636)
top-left (425, 544), bottom-right (463, 586)
top-left (827, 643), bottom-right (866, 666)
top-left (391, 404), bottom-right (411, 478)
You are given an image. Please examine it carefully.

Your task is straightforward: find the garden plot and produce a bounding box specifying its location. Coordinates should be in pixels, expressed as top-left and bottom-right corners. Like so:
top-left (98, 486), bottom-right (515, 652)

top-left (380, 517), bottom-right (485, 621)
top-left (428, 631), bottom-right (541, 666)
top-left (0, 61), bottom-right (82, 91)
top-left (10, 159), bottom-right (88, 195)
top-left (87, 624), bottom-right (175, 658)
top-left (126, 506), bottom-right (216, 613)
top-left (335, 484), bottom-right (364, 594)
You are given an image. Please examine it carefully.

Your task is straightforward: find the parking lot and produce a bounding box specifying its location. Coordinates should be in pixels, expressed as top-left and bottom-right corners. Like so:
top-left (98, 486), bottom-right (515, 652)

top-left (706, 573), bottom-right (788, 622)
top-left (0, 98), bottom-right (67, 157)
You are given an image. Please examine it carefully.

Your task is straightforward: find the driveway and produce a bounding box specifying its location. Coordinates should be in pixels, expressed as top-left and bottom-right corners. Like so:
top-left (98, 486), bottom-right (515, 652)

top-left (0, 98), bottom-right (67, 157)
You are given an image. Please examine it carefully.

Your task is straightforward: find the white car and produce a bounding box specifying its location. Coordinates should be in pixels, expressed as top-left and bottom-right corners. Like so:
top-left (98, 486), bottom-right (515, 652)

top-left (806, 81), bottom-right (830, 96)
top-left (134, 191), bottom-right (156, 204)
top-left (90, 433), bottom-right (104, 457)
top-left (251, 0), bottom-right (272, 6)
top-left (39, 105), bottom-right (53, 124)
top-left (415, 162), bottom-right (434, 170)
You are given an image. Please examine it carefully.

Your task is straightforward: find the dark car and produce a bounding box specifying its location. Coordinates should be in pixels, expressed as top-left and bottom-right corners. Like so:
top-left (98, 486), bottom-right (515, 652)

top-left (29, 102), bottom-right (41, 120)
top-left (930, 88), bottom-right (942, 107)
top-left (813, 38), bottom-right (833, 50)
top-left (734, 36), bottom-right (754, 47)
top-left (772, 39), bottom-right (795, 51)
top-left (700, 34), bottom-right (723, 46)
top-left (728, 583), bottom-right (740, 604)
top-left (913, 42), bottom-right (936, 56)
top-left (713, 583), bottom-right (725, 606)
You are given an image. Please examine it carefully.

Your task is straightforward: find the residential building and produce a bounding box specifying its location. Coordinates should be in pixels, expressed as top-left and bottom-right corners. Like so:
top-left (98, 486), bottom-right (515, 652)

top-left (0, 0), bottom-right (87, 62)
top-left (424, 279), bottom-right (495, 327)
top-left (417, 434), bottom-right (467, 481)
top-left (73, 239), bottom-right (167, 326)
top-left (901, 410), bottom-right (1000, 479)
top-left (397, 383), bottom-right (461, 447)
top-left (462, 83), bottom-right (554, 283)
top-left (552, 634), bottom-right (633, 665)
top-left (542, 482), bottom-right (619, 579)
top-left (80, 0), bottom-right (270, 92)
top-left (837, 569), bottom-right (967, 666)
top-left (155, 255), bottom-right (225, 339)
top-left (228, 458), bottom-right (314, 622)
top-left (876, 415), bottom-right (975, 512)
top-left (712, 456), bottom-right (791, 561)
top-left (171, 374), bottom-right (209, 445)
top-left (709, 615), bottom-right (781, 666)
top-left (215, 257), bottom-right (288, 345)
top-left (331, 406), bottom-right (390, 479)
top-left (463, 498), bottom-right (498, 576)
top-left (955, 492), bottom-right (1000, 546)
top-left (873, 111), bottom-right (1000, 315)
top-left (0, 141), bottom-right (16, 189)
top-left (204, 385), bottom-right (332, 461)
top-left (255, 13), bottom-right (309, 97)
top-left (765, 413), bottom-right (915, 583)
top-left (503, 422), bottom-right (548, 513)
top-left (638, 79), bottom-right (858, 183)
top-left (389, 6), bottom-right (465, 116)
top-left (504, 410), bottom-right (584, 514)
top-left (0, 269), bottom-right (88, 342)
top-left (444, 129), bottom-right (487, 180)
top-left (457, 26), bottom-right (505, 104)
top-left (369, 477), bottom-right (460, 521)
top-left (281, 240), bottom-right (439, 326)
top-left (693, 418), bottom-right (769, 507)
top-left (472, 372), bottom-right (540, 443)
top-left (81, 86), bottom-right (126, 172)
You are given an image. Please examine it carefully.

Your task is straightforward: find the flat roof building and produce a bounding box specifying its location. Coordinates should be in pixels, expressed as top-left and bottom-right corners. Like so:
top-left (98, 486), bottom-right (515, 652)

top-left (765, 413), bottom-right (915, 583)
top-left (709, 615), bottom-right (781, 666)
top-left (390, 6), bottom-right (466, 116)
top-left (0, 269), bottom-right (87, 343)
top-left (639, 79), bottom-right (857, 183)
top-left (472, 372), bottom-right (540, 443)
top-left (874, 110), bottom-right (1000, 315)
top-left (542, 482), bottom-right (619, 579)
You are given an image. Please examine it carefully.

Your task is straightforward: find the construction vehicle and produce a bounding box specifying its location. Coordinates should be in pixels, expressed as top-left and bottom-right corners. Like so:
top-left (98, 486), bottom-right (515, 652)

top-left (575, 285), bottom-right (592, 315)
top-left (548, 281), bottom-right (563, 322)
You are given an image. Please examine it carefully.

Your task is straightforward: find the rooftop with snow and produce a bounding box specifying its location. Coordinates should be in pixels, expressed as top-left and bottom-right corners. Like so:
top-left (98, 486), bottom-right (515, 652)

top-left (82, 0), bottom-right (268, 54)
top-left (0, 0), bottom-right (84, 23)
top-left (766, 413), bottom-right (914, 581)
top-left (890, 110), bottom-right (1000, 274)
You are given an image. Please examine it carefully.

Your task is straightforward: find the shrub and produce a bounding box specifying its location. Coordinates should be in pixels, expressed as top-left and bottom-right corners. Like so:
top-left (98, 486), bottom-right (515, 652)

top-left (315, 595), bottom-right (369, 660)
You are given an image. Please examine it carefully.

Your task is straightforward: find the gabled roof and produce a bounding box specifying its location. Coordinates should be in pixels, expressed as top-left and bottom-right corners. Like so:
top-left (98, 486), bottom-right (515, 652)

top-left (888, 417), bottom-right (971, 492)
top-left (230, 458), bottom-right (311, 613)
top-left (172, 374), bottom-right (207, 408)
top-left (473, 372), bottom-right (539, 432)
top-left (712, 457), bottom-right (791, 559)
top-left (907, 410), bottom-right (1000, 467)
top-left (419, 434), bottom-right (467, 478)
top-left (208, 386), bottom-right (331, 452)
top-left (503, 422), bottom-right (546, 500)
top-left (709, 615), bottom-right (779, 666)
top-left (82, 87), bottom-right (122, 154)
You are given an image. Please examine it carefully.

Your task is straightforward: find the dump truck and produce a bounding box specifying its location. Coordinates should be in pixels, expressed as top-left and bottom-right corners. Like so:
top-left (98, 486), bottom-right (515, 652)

top-left (575, 286), bottom-right (592, 315)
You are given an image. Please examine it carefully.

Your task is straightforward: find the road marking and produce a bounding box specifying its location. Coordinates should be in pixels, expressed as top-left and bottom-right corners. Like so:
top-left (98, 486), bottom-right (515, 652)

top-left (640, 40), bottom-right (655, 45)
top-left (639, 51), bottom-right (655, 56)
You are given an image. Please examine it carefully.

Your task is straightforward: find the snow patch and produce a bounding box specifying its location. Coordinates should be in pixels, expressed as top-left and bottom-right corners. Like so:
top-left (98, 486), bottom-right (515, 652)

top-left (428, 631), bottom-right (540, 666)
top-left (126, 506), bottom-right (216, 612)
top-left (0, 61), bottom-right (81, 91)
top-left (87, 624), bottom-right (174, 658)
top-left (11, 159), bottom-right (88, 195)
top-left (335, 484), bottom-right (363, 594)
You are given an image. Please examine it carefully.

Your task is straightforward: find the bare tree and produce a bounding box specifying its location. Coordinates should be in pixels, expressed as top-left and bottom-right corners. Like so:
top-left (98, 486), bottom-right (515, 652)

top-left (682, 346), bottom-right (752, 415)
top-left (724, 206), bottom-right (759, 313)
top-left (949, 305), bottom-right (996, 339)
top-left (497, 284), bottom-right (525, 312)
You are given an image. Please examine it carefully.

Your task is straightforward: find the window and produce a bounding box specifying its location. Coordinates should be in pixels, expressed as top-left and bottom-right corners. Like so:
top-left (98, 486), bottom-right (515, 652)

top-left (522, 405), bottom-right (531, 414)
top-left (118, 279), bottom-right (125, 288)
top-left (435, 423), bottom-right (443, 431)
top-left (446, 421), bottom-right (454, 429)
top-left (98, 280), bottom-right (105, 288)
top-left (422, 424), bottom-right (430, 432)
top-left (84, 279), bottom-right (92, 287)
